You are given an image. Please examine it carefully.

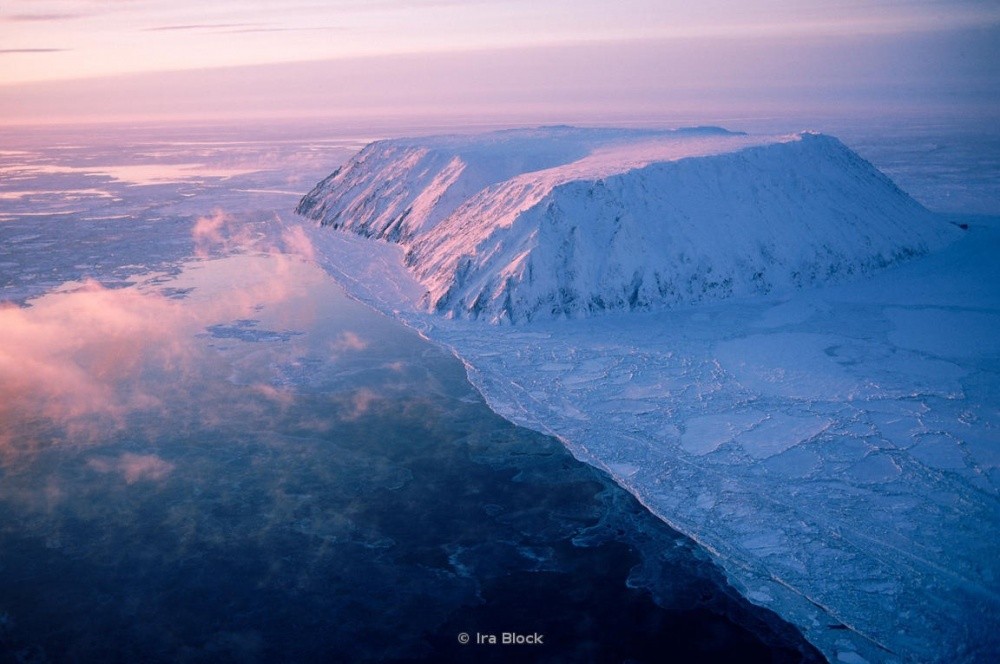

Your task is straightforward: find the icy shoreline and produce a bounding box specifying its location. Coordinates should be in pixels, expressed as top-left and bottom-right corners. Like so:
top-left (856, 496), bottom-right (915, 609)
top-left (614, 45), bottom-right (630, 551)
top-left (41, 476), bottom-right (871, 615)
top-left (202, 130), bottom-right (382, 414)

top-left (301, 216), bottom-right (1000, 663)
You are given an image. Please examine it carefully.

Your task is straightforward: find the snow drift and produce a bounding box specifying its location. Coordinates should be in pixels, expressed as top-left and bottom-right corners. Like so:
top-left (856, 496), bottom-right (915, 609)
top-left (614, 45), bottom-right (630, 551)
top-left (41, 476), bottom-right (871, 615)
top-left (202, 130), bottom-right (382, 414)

top-left (297, 126), bottom-right (958, 322)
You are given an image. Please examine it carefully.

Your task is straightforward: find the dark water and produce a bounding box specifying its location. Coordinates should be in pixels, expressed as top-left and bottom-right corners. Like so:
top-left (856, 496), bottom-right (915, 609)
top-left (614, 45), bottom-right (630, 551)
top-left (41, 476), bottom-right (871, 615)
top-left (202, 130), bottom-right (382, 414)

top-left (0, 124), bottom-right (822, 662)
top-left (0, 252), bottom-right (822, 663)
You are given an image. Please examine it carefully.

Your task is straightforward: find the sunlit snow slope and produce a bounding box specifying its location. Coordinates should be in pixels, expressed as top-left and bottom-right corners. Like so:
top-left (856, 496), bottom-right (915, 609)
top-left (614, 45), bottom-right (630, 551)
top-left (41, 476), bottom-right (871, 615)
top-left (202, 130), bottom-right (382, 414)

top-left (297, 127), bottom-right (958, 322)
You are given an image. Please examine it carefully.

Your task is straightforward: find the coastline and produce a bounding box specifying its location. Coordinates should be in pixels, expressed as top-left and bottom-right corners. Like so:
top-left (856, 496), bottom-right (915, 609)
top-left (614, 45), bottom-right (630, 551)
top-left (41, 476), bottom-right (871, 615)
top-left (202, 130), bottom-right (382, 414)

top-left (302, 215), bottom-right (1000, 663)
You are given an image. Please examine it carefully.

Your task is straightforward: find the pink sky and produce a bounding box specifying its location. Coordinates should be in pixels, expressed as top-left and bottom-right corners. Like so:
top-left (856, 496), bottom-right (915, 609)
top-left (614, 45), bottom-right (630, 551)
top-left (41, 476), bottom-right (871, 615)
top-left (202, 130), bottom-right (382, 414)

top-left (0, 1), bottom-right (997, 124)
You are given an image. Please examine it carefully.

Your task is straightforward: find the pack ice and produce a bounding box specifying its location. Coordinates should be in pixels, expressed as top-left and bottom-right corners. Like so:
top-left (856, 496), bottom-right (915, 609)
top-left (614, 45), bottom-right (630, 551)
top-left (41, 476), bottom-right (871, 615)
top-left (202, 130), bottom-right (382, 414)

top-left (298, 126), bottom-right (998, 662)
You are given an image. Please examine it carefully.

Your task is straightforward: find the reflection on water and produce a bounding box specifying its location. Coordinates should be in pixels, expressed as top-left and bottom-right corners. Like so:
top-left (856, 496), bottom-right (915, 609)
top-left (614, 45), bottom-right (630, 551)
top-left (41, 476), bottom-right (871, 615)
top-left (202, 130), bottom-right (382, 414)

top-left (0, 249), bottom-right (316, 457)
top-left (0, 250), bottom-right (821, 662)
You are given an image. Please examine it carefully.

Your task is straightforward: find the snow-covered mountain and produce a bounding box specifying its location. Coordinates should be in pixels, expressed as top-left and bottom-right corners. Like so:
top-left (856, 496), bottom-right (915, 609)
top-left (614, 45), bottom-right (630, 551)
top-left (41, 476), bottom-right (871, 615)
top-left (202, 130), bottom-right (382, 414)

top-left (297, 127), bottom-right (727, 241)
top-left (298, 127), bottom-right (958, 321)
top-left (298, 128), bottom-right (999, 662)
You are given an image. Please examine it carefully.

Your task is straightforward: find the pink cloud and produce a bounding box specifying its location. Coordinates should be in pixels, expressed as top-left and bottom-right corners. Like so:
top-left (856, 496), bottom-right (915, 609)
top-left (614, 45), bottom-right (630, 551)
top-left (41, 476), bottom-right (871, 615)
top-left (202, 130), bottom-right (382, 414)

top-left (281, 225), bottom-right (316, 261)
top-left (192, 209), bottom-right (228, 252)
top-left (88, 452), bottom-right (176, 484)
top-left (337, 387), bottom-right (381, 421)
top-left (330, 331), bottom-right (368, 354)
top-left (0, 280), bottom-right (192, 452)
top-left (0, 262), bottom-right (310, 458)
top-left (192, 209), bottom-right (259, 257)
top-left (250, 382), bottom-right (295, 407)
top-left (0, 233), bottom-right (335, 462)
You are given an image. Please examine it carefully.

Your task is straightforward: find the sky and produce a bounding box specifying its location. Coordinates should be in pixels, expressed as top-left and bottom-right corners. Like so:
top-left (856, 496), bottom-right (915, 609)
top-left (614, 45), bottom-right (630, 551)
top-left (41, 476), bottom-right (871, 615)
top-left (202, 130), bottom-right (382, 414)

top-left (1, 0), bottom-right (998, 125)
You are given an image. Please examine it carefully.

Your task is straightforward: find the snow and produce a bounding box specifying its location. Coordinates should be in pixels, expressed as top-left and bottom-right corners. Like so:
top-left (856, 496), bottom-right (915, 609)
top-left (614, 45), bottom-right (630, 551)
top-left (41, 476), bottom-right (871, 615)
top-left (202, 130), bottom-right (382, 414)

top-left (716, 333), bottom-right (866, 401)
top-left (300, 126), bottom-right (1000, 663)
top-left (735, 413), bottom-right (832, 461)
top-left (680, 410), bottom-right (766, 456)
top-left (299, 127), bottom-right (959, 323)
top-left (885, 308), bottom-right (1000, 359)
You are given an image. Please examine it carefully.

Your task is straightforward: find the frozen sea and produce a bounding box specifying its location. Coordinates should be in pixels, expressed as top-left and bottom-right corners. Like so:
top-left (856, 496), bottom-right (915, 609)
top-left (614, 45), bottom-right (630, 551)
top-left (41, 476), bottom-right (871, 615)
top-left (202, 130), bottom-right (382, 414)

top-left (1, 116), bottom-right (997, 663)
top-left (294, 117), bottom-right (1000, 663)
top-left (0, 122), bottom-right (822, 662)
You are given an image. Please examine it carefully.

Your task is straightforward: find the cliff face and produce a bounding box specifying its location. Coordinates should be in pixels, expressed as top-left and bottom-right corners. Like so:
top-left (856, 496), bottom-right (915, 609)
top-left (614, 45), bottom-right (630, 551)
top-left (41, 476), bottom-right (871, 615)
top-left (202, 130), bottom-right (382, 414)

top-left (299, 127), bottom-right (958, 323)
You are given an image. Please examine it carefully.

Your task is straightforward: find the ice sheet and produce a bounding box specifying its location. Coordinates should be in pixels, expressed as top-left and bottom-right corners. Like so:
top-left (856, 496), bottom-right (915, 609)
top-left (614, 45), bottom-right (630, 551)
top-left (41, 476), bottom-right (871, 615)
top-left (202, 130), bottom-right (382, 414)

top-left (306, 216), bottom-right (1000, 663)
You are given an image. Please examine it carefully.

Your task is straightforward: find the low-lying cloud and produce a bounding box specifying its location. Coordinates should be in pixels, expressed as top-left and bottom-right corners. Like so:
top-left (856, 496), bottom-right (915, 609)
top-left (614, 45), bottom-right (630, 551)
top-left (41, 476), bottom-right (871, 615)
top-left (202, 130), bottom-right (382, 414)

top-left (1, 216), bottom-right (325, 462)
top-left (280, 225), bottom-right (316, 262)
top-left (0, 48), bottom-right (68, 54)
top-left (338, 387), bottom-right (382, 421)
top-left (88, 452), bottom-right (176, 484)
top-left (0, 279), bottom-right (191, 450)
top-left (143, 23), bottom-right (262, 32)
top-left (330, 331), bottom-right (368, 354)
top-left (192, 209), bottom-right (262, 257)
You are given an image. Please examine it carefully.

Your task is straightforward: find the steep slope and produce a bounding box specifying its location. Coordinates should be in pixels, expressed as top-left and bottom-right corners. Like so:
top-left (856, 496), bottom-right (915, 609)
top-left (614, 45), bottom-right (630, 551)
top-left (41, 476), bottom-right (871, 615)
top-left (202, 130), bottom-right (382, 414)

top-left (295, 126), bottom-right (741, 242)
top-left (298, 127), bottom-right (959, 322)
top-left (296, 126), bottom-right (705, 241)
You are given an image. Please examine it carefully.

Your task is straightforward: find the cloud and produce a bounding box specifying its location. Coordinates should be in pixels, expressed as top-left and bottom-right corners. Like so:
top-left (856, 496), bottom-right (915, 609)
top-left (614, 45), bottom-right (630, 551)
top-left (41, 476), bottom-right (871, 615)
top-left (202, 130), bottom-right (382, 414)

top-left (192, 209), bottom-right (261, 257)
top-left (0, 48), bottom-right (68, 54)
top-left (143, 23), bottom-right (264, 32)
top-left (192, 210), bottom-right (229, 253)
top-left (140, 20), bottom-right (344, 35)
top-left (88, 453), bottom-right (176, 484)
top-left (1, 13), bottom-right (84, 22)
top-left (339, 387), bottom-right (381, 421)
top-left (0, 280), bottom-right (192, 458)
top-left (325, 331), bottom-right (370, 366)
top-left (0, 207), bottom-right (348, 467)
top-left (251, 383), bottom-right (295, 408)
top-left (0, 239), bottom-right (318, 461)
top-left (281, 225), bottom-right (316, 261)
top-left (223, 26), bottom-right (344, 34)
top-left (330, 331), bottom-right (368, 354)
